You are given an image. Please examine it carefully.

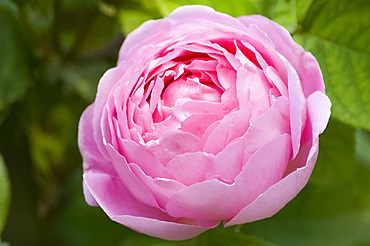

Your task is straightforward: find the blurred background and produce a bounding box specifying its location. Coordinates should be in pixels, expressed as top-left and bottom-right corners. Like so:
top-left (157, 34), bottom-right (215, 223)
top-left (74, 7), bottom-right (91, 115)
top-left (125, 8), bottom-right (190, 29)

top-left (0, 0), bottom-right (369, 245)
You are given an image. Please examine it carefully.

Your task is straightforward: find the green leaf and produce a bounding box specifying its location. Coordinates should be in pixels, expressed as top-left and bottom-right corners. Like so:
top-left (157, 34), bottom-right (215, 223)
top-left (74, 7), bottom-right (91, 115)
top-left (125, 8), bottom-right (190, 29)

top-left (294, 0), bottom-right (370, 130)
top-left (0, 154), bottom-right (11, 235)
top-left (0, 0), bottom-right (32, 111)
top-left (355, 130), bottom-right (370, 169)
top-left (0, 240), bottom-right (9, 246)
top-left (118, 0), bottom-right (161, 35)
top-left (294, 0), bottom-right (314, 24)
top-left (245, 119), bottom-right (370, 245)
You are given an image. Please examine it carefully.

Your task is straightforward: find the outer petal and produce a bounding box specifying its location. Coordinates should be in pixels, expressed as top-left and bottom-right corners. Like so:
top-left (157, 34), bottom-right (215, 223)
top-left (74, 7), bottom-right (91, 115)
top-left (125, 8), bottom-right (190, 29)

top-left (79, 104), bottom-right (115, 174)
top-left (237, 15), bottom-right (325, 96)
top-left (224, 141), bottom-right (318, 227)
top-left (224, 90), bottom-right (331, 227)
top-left (92, 67), bottom-right (126, 160)
top-left (84, 172), bottom-right (219, 240)
top-left (118, 5), bottom-right (247, 64)
top-left (165, 134), bottom-right (291, 221)
top-left (79, 104), bottom-right (116, 206)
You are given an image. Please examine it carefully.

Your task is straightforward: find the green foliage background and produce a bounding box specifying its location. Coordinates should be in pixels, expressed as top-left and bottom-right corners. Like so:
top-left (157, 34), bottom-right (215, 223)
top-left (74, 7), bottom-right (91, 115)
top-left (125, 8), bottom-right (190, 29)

top-left (0, 0), bottom-right (369, 245)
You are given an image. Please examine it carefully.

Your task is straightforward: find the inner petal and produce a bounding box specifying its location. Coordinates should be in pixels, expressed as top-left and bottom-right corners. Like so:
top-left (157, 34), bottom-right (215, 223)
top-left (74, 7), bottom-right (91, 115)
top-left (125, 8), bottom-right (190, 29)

top-left (162, 77), bottom-right (223, 107)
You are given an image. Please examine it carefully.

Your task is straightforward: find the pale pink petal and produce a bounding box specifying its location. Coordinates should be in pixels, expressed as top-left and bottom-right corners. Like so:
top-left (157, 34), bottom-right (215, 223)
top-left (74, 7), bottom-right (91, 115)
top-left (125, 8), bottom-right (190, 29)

top-left (146, 130), bottom-right (202, 165)
top-left (224, 140), bottom-right (318, 227)
top-left (84, 172), bottom-right (219, 240)
top-left (149, 76), bottom-right (165, 114)
top-left (106, 144), bottom-right (160, 209)
top-left (203, 104), bottom-right (254, 154)
top-left (237, 15), bottom-right (325, 96)
top-left (173, 100), bottom-right (220, 121)
top-left (78, 104), bottom-right (115, 175)
top-left (208, 138), bottom-right (245, 181)
top-left (129, 163), bottom-right (186, 208)
top-left (265, 66), bottom-right (288, 97)
top-left (92, 68), bottom-right (126, 160)
top-left (284, 57), bottom-right (307, 159)
top-left (236, 66), bottom-right (271, 108)
top-left (83, 179), bottom-right (98, 206)
top-left (165, 134), bottom-right (291, 221)
top-left (181, 113), bottom-right (219, 138)
top-left (218, 84), bottom-right (239, 118)
top-left (216, 65), bottom-right (236, 90)
top-left (234, 134), bottom-right (291, 205)
top-left (242, 97), bottom-right (290, 163)
top-left (168, 5), bottom-right (246, 31)
top-left (165, 179), bottom-right (242, 220)
top-left (116, 138), bottom-right (168, 177)
top-left (306, 91), bottom-right (331, 136)
top-left (166, 152), bottom-right (213, 186)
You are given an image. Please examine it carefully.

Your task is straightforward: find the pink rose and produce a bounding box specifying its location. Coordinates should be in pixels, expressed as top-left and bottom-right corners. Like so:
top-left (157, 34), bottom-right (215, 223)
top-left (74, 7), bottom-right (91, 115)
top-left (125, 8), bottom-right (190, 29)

top-left (78, 5), bottom-right (331, 240)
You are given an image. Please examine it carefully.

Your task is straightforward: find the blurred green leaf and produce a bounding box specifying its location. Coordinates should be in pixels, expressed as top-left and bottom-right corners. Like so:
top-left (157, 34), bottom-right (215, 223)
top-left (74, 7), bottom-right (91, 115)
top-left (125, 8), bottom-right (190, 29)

top-left (0, 0), bottom-right (32, 110)
top-left (356, 130), bottom-right (370, 169)
top-left (0, 154), bottom-right (11, 235)
top-left (64, 61), bottom-right (111, 102)
top-left (117, 0), bottom-right (161, 35)
top-left (245, 119), bottom-right (370, 245)
top-left (24, 0), bottom-right (54, 33)
top-left (294, 0), bottom-right (370, 131)
top-left (0, 239), bottom-right (9, 246)
top-left (294, 0), bottom-right (314, 23)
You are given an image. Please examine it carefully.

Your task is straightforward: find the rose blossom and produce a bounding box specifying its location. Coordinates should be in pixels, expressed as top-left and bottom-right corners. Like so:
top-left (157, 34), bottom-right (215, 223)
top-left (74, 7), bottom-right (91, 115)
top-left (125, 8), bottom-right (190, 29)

top-left (78, 5), bottom-right (331, 240)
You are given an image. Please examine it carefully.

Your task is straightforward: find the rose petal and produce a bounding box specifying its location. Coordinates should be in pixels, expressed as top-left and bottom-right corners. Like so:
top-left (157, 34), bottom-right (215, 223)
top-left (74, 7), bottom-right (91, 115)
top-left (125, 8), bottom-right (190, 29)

top-left (165, 134), bottom-right (291, 220)
top-left (166, 152), bottom-right (213, 186)
top-left (224, 139), bottom-right (318, 227)
top-left (92, 68), bottom-right (126, 160)
top-left (202, 100), bottom-right (259, 154)
top-left (84, 172), bottom-right (219, 240)
top-left (181, 113), bottom-right (219, 138)
top-left (306, 91), bottom-right (332, 136)
top-left (78, 104), bottom-right (115, 175)
top-left (106, 144), bottom-right (160, 209)
top-left (129, 163), bottom-right (186, 208)
top-left (146, 130), bottom-right (202, 165)
top-left (242, 96), bottom-right (290, 163)
top-left (283, 56), bottom-right (306, 159)
top-left (238, 15), bottom-right (325, 96)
